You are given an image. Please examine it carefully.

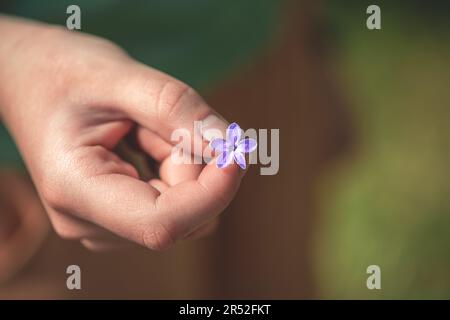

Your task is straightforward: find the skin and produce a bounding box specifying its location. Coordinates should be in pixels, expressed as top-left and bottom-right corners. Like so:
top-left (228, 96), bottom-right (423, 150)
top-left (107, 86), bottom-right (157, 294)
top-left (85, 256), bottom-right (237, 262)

top-left (0, 15), bottom-right (244, 252)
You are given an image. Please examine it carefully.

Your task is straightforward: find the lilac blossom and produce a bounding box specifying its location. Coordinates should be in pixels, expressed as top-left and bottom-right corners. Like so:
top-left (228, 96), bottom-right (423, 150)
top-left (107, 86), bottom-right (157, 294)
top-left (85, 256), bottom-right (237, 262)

top-left (210, 122), bottom-right (257, 169)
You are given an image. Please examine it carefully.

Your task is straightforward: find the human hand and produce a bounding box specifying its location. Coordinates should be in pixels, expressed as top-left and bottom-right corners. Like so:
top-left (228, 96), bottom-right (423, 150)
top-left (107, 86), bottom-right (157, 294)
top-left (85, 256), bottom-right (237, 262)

top-left (0, 16), bottom-right (243, 251)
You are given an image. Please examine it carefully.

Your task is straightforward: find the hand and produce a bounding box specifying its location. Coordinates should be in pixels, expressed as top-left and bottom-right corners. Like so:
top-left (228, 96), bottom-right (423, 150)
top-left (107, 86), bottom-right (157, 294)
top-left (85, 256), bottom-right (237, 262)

top-left (0, 16), bottom-right (243, 251)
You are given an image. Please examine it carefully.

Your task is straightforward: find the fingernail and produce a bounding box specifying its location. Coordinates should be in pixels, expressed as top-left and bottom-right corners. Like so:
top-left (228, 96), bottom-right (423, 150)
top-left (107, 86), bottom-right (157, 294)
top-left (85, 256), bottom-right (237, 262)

top-left (200, 114), bottom-right (228, 142)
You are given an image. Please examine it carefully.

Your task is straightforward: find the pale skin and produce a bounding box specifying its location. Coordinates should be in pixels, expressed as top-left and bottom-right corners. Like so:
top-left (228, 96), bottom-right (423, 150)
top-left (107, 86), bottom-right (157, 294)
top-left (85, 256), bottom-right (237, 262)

top-left (0, 15), bottom-right (244, 252)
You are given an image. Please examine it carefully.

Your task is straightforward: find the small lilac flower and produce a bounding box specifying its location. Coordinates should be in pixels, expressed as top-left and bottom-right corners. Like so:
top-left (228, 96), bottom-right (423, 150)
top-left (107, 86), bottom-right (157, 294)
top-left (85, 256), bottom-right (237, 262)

top-left (210, 122), bottom-right (257, 169)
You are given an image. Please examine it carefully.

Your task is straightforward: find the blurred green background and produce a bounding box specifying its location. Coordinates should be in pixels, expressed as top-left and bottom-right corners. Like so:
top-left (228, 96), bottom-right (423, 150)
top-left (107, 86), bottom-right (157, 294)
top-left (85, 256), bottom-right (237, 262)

top-left (315, 0), bottom-right (450, 299)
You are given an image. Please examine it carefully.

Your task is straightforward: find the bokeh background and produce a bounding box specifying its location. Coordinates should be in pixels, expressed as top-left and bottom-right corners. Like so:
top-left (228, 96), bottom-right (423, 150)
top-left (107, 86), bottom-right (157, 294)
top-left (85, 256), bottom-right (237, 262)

top-left (0, 0), bottom-right (449, 299)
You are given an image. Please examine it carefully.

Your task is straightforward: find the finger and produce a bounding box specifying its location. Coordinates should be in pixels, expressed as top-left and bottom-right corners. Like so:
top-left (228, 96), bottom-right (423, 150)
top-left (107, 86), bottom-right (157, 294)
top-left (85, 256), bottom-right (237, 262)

top-left (138, 127), bottom-right (203, 186)
top-left (71, 154), bottom-right (242, 250)
top-left (112, 63), bottom-right (229, 151)
top-left (80, 238), bottom-right (132, 252)
top-left (154, 159), bottom-right (241, 239)
top-left (148, 179), bottom-right (169, 193)
top-left (136, 127), bottom-right (172, 162)
top-left (159, 155), bottom-right (203, 186)
top-left (152, 175), bottom-right (219, 240)
top-left (46, 206), bottom-right (119, 240)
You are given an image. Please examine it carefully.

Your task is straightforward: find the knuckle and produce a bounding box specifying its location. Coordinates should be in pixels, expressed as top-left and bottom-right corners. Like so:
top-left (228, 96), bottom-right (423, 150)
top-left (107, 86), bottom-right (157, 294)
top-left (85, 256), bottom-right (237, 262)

top-left (40, 177), bottom-right (65, 210)
top-left (39, 163), bottom-right (71, 211)
top-left (155, 80), bottom-right (193, 120)
top-left (39, 152), bottom-right (77, 211)
top-left (91, 37), bottom-right (126, 55)
top-left (141, 222), bottom-right (175, 251)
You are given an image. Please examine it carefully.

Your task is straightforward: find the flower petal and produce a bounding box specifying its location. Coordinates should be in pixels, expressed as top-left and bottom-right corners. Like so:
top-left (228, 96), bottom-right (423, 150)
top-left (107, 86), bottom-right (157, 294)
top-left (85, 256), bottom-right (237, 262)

top-left (234, 152), bottom-right (246, 169)
top-left (210, 138), bottom-right (230, 153)
top-left (236, 138), bottom-right (257, 153)
top-left (216, 150), bottom-right (234, 169)
top-left (226, 122), bottom-right (242, 146)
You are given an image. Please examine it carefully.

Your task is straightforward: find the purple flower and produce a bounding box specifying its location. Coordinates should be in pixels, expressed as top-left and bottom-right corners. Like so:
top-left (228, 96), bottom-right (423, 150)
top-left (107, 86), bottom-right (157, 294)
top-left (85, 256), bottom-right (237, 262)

top-left (210, 122), bottom-right (257, 169)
